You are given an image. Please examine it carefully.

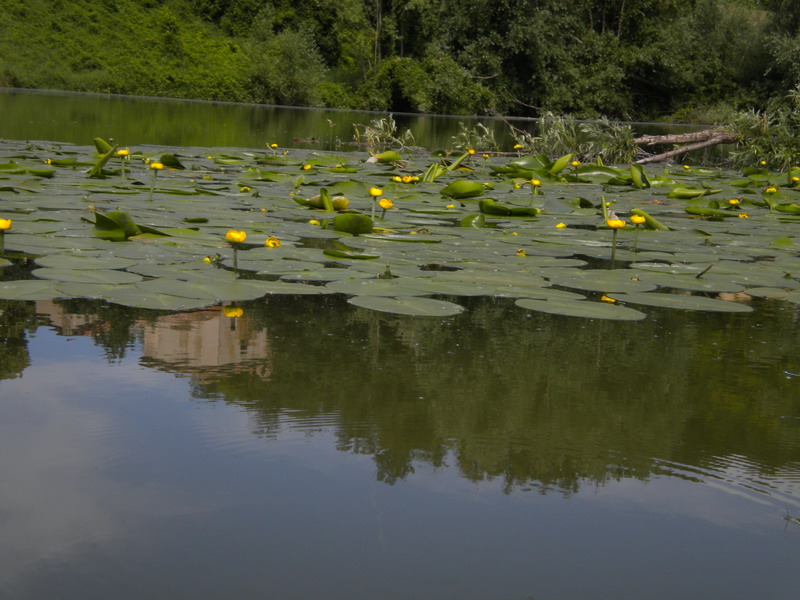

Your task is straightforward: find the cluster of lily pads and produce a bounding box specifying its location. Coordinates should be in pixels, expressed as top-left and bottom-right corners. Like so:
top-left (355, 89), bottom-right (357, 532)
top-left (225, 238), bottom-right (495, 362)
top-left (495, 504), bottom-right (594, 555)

top-left (0, 137), bottom-right (799, 319)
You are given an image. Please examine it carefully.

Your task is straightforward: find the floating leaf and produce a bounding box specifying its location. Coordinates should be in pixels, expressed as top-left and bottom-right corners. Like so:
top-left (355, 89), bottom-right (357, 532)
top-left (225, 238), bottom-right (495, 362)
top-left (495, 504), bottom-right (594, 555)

top-left (610, 292), bottom-right (752, 312)
top-left (515, 298), bottom-right (647, 320)
top-left (348, 295), bottom-right (465, 316)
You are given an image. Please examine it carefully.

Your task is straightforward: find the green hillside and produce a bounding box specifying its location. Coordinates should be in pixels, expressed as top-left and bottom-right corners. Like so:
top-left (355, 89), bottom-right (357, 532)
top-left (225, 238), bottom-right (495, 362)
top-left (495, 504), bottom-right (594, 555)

top-left (0, 0), bottom-right (797, 119)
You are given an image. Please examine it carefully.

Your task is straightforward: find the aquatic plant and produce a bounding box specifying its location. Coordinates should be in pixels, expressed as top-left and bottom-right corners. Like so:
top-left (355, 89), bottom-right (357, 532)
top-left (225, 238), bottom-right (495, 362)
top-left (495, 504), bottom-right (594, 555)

top-left (1, 136), bottom-right (799, 319)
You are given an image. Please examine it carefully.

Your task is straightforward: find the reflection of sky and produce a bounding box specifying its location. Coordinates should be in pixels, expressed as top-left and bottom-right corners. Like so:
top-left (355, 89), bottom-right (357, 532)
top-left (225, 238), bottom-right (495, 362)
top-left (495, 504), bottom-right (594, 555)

top-left (0, 328), bottom-right (799, 600)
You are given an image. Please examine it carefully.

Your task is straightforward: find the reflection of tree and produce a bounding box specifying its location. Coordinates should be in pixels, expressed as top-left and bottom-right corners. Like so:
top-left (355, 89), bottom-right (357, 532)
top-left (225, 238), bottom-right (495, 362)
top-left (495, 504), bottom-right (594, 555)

top-left (192, 295), bottom-right (800, 493)
top-left (19, 293), bottom-right (800, 494)
top-left (0, 300), bottom-right (36, 381)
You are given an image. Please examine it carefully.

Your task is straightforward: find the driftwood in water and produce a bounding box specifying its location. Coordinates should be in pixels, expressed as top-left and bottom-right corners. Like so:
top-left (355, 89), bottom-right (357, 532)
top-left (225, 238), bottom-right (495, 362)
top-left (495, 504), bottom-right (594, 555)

top-left (633, 129), bottom-right (738, 164)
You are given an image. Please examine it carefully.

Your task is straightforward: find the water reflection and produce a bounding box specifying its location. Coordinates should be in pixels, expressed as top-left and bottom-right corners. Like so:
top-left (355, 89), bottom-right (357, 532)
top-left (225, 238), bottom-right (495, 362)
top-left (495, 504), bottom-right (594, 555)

top-left (7, 295), bottom-right (800, 502)
top-left (0, 88), bottom-right (702, 153)
top-left (2, 295), bottom-right (800, 599)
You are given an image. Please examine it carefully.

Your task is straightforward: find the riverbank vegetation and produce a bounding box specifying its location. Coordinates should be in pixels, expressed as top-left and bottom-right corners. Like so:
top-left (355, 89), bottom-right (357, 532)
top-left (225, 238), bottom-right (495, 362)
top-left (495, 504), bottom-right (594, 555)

top-left (0, 0), bottom-right (798, 121)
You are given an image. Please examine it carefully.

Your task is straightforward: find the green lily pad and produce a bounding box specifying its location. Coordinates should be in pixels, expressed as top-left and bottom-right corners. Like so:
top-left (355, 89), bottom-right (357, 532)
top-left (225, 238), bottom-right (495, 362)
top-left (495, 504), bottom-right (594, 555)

top-left (348, 295), bottom-right (465, 317)
top-left (515, 298), bottom-right (647, 321)
top-left (610, 292), bottom-right (753, 312)
top-left (31, 267), bottom-right (143, 284)
top-left (0, 279), bottom-right (65, 300)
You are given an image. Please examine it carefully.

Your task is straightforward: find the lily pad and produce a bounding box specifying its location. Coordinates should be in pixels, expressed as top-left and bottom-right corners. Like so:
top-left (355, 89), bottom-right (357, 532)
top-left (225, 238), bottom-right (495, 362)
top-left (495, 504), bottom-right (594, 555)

top-left (610, 292), bottom-right (753, 312)
top-left (515, 298), bottom-right (647, 321)
top-left (348, 295), bottom-right (465, 317)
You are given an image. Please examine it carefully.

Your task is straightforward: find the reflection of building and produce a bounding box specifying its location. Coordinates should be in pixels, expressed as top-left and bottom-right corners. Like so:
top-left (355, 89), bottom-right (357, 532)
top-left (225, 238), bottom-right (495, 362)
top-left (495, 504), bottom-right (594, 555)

top-left (35, 302), bottom-right (271, 382)
top-left (139, 309), bottom-right (271, 382)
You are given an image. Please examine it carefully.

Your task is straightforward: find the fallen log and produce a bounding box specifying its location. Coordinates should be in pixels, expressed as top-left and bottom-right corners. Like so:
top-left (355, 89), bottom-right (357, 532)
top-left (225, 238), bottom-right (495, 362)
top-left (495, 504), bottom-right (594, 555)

top-left (634, 132), bottom-right (738, 165)
top-left (634, 129), bottom-right (735, 147)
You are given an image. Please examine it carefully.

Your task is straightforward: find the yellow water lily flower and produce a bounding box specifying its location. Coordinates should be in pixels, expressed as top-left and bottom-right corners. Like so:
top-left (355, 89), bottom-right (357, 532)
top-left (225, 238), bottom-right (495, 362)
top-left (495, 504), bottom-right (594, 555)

top-left (555, 222), bottom-right (567, 228)
top-left (765, 187), bottom-right (777, 194)
top-left (391, 176), bottom-right (402, 183)
top-left (728, 199), bottom-right (740, 206)
top-left (45, 158), bottom-right (52, 165)
top-left (467, 148), bottom-right (475, 155)
top-left (308, 219), bottom-right (321, 226)
top-left (226, 230), bottom-right (247, 244)
top-left (793, 176), bottom-right (800, 183)
top-left (239, 186), bottom-right (251, 193)
top-left (513, 144), bottom-right (523, 150)
top-left (571, 160), bottom-right (581, 167)
top-left (411, 176), bottom-right (420, 182)
top-left (482, 154), bottom-right (489, 159)
top-left (0, 218), bottom-right (12, 230)
top-left (223, 306), bottom-right (243, 318)
top-left (401, 175), bottom-right (413, 183)
top-left (606, 218), bottom-right (626, 229)
top-left (302, 164), bottom-right (311, 170)
top-left (368, 187), bottom-right (383, 197)
top-left (446, 204), bottom-right (455, 209)
top-left (515, 248), bottom-right (526, 257)
top-left (600, 295), bottom-right (617, 303)
top-left (760, 160), bottom-right (766, 166)
top-left (203, 256), bottom-right (212, 263)
top-left (531, 179), bottom-right (541, 186)
top-left (630, 215), bottom-right (646, 225)
top-left (379, 198), bottom-right (393, 210)
top-left (265, 235), bottom-right (282, 248)
top-left (270, 143), bottom-right (278, 148)
top-left (116, 149), bottom-right (129, 157)
top-left (738, 212), bottom-right (750, 218)
top-left (150, 161), bottom-right (164, 170)
top-left (683, 165), bottom-right (690, 170)
top-left (511, 232), bottom-right (518, 236)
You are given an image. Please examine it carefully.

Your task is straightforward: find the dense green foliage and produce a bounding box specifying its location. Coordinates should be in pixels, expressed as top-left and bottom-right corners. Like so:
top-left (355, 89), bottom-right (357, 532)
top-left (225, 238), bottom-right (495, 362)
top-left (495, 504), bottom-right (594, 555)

top-left (0, 0), bottom-right (797, 119)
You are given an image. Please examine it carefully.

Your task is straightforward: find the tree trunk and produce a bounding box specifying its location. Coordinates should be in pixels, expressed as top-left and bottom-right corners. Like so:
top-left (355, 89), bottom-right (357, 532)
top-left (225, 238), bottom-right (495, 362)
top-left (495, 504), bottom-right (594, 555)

top-left (634, 134), bottom-right (738, 165)
top-left (634, 129), bottom-right (736, 147)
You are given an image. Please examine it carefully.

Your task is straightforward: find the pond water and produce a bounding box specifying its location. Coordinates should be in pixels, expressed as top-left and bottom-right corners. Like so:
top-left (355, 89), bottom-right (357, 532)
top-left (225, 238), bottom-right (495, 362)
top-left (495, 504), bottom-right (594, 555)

top-left (0, 87), bottom-right (697, 152)
top-left (0, 89), bottom-right (799, 599)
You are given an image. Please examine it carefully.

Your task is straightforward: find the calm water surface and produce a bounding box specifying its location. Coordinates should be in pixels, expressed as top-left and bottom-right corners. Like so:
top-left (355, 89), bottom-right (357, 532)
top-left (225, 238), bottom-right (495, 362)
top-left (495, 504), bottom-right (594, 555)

top-left (0, 87), bottom-right (699, 152)
top-left (0, 89), bottom-right (798, 599)
top-left (0, 295), bottom-right (798, 599)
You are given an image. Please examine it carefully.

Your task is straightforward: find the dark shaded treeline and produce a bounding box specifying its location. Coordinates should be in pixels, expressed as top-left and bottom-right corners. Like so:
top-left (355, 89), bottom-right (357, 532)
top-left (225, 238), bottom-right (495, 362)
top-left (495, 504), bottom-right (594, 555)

top-left (0, 0), bottom-right (797, 119)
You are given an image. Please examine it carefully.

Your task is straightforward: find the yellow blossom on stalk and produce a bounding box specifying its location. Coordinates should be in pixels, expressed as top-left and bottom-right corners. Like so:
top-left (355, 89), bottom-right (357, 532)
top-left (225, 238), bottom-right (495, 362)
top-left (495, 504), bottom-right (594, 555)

top-left (411, 176), bottom-right (419, 182)
top-left (555, 222), bottom-right (567, 228)
top-left (467, 148), bottom-right (475, 155)
top-left (600, 295), bottom-right (617, 304)
top-left (728, 199), bottom-right (740, 206)
top-left (308, 219), bottom-right (321, 226)
top-left (571, 160), bottom-right (581, 167)
top-left (482, 154), bottom-right (489, 159)
top-left (606, 218), bottom-right (626, 229)
top-left (260, 208), bottom-right (267, 212)
top-left (0, 218), bottom-right (12, 231)
top-left (223, 306), bottom-right (243, 318)
top-left (683, 165), bottom-right (690, 170)
top-left (379, 198), bottom-right (393, 210)
top-left (226, 230), bottom-right (247, 244)
top-left (150, 161), bottom-right (164, 170)
top-left (116, 149), bottom-right (129, 157)
top-left (401, 176), bottom-right (413, 183)
top-left (203, 256), bottom-right (212, 263)
top-left (515, 248), bottom-right (526, 257)
top-left (630, 215), bottom-right (646, 225)
top-left (513, 144), bottom-right (523, 150)
top-left (531, 179), bottom-right (541, 186)
top-left (392, 176), bottom-right (402, 183)
top-left (368, 187), bottom-right (383, 197)
top-left (765, 187), bottom-right (777, 194)
top-left (738, 212), bottom-right (750, 218)
top-left (302, 164), bottom-right (311, 170)
top-left (265, 235), bottom-right (282, 248)
top-left (760, 160), bottom-right (766, 166)
top-left (511, 232), bottom-right (518, 236)
top-left (239, 186), bottom-right (251, 193)
top-left (446, 204), bottom-right (455, 209)
top-left (270, 143), bottom-right (278, 148)
top-left (793, 176), bottom-right (800, 183)
top-left (45, 158), bottom-right (52, 165)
